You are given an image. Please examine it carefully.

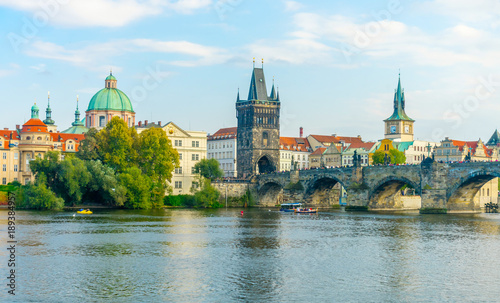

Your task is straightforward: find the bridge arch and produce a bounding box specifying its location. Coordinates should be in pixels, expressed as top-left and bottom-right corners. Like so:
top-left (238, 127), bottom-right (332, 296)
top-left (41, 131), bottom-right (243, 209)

top-left (446, 170), bottom-right (500, 211)
top-left (258, 181), bottom-right (283, 206)
top-left (304, 176), bottom-right (347, 206)
top-left (369, 176), bottom-right (421, 209)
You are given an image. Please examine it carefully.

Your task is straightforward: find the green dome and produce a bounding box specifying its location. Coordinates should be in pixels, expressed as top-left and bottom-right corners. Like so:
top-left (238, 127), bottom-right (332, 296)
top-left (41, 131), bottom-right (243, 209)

top-left (31, 103), bottom-right (39, 111)
top-left (105, 74), bottom-right (116, 81)
top-left (87, 87), bottom-right (134, 112)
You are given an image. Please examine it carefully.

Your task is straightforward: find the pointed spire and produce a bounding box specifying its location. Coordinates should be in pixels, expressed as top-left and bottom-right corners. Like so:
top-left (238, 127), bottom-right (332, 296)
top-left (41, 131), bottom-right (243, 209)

top-left (270, 77), bottom-right (277, 100)
top-left (236, 88), bottom-right (240, 102)
top-left (43, 91), bottom-right (55, 125)
top-left (276, 86), bottom-right (280, 101)
top-left (385, 72), bottom-right (413, 122)
top-left (72, 95), bottom-right (84, 126)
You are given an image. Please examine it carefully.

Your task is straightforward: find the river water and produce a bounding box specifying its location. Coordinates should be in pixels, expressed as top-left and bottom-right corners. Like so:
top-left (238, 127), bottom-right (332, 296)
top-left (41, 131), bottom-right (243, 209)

top-left (1, 208), bottom-right (500, 302)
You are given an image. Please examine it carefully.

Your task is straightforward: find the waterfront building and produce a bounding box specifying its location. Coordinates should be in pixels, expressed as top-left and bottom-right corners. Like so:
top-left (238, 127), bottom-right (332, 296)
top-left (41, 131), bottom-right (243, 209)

top-left (308, 147), bottom-right (326, 169)
top-left (341, 142), bottom-right (377, 166)
top-left (393, 140), bottom-right (440, 164)
top-left (434, 137), bottom-right (495, 162)
top-left (85, 72), bottom-right (135, 130)
top-left (207, 127), bottom-right (237, 178)
top-left (384, 74), bottom-right (414, 142)
top-left (136, 120), bottom-right (207, 194)
top-left (236, 63), bottom-right (280, 178)
top-left (279, 137), bottom-right (312, 171)
top-left (0, 104), bottom-right (85, 185)
top-left (486, 129), bottom-right (500, 160)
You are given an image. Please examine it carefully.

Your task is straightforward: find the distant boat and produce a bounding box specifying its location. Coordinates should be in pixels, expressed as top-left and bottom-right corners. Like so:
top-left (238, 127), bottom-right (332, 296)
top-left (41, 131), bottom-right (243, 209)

top-left (295, 207), bottom-right (318, 214)
top-left (77, 209), bottom-right (92, 214)
top-left (280, 203), bottom-right (302, 212)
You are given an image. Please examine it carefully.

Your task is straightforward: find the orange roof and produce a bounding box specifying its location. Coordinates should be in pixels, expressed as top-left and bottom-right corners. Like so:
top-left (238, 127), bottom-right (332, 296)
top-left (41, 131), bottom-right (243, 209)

top-left (309, 134), bottom-right (364, 145)
top-left (0, 130), bottom-right (19, 140)
top-left (50, 133), bottom-right (85, 142)
top-left (208, 127), bottom-right (237, 140)
top-left (22, 118), bottom-right (48, 133)
top-left (347, 142), bottom-right (377, 150)
top-left (279, 137), bottom-right (311, 152)
top-left (310, 147), bottom-right (326, 156)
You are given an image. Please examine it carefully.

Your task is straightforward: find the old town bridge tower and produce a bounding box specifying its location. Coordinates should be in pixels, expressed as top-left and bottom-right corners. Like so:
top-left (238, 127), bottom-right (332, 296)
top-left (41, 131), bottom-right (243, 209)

top-left (236, 63), bottom-right (280, 178)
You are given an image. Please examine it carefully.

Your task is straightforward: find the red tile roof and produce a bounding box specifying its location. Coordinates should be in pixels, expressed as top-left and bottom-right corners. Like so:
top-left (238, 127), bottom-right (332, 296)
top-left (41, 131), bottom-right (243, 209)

top-left (279, 137), bottom-right (311, 152)
top-left (208, 127), bottom-right (237, 140)
top-left (309, 134), bottom-right (364, 145)
top-left (310, 147), bottom-right (326, 156)
top-left (22, 118), bottom-right (48, 133)
top-left (346, 142), bottom-right (377, 150)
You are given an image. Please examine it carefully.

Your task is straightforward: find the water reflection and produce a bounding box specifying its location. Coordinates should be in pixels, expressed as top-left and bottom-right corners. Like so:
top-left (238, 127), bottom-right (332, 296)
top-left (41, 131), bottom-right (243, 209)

top-left (2, 209), bottom-right (500, 302)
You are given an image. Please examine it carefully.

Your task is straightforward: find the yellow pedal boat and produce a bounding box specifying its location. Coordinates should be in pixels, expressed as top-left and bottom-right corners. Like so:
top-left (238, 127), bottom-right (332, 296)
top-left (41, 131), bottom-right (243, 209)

top-left (77, 209), bottom-right (92, 214)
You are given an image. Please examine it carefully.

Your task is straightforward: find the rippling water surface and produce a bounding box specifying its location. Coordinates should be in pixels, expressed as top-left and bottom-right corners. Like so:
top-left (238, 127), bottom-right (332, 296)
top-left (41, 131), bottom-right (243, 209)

top-left (1, 208), bottom-right (500, 302)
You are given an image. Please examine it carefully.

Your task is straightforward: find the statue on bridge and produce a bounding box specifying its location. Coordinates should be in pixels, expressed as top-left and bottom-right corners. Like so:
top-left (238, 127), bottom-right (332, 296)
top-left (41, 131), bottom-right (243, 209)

top-left (383, 153), bottom-right (389, 165)
top-left (353, 150), bottom-right (362, 167)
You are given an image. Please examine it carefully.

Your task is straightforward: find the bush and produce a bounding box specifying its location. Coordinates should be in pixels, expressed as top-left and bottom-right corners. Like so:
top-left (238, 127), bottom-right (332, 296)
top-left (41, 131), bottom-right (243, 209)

top-left (419, 208), bottom-right (447, 214)
top-left (164, 195), bottom-right (195, 207)
top-left (17, 182), bottom-right (64, 210)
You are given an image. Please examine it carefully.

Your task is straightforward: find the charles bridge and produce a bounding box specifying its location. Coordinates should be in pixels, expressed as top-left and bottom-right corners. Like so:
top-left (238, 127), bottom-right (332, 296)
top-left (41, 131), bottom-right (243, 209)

top-left (245, 159), bottom-right (500, 212)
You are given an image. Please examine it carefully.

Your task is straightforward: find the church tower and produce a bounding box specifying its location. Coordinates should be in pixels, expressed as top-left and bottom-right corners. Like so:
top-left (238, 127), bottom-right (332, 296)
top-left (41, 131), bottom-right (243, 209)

top-left (384, 74), bottom-right (414, 142)
top-left (236, 61), bottom-right (280, 178)
top-left (43, 92), bottom-right (57, 133)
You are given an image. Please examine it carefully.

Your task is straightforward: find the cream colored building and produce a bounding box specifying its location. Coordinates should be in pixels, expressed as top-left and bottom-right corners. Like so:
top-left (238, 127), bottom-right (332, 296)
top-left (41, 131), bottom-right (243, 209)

top-left (136, 121), bottom-right (207, 195)
top-left (394, 140), bottom-right (440, 164)
top-left (279, 137), bottom-right (311, 171)
top-left (207, 127), bottom-right (237, 178)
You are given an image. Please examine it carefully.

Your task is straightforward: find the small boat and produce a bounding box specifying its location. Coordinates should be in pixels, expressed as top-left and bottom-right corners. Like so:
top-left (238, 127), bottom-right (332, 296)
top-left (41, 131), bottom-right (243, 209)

top-left (77, 209), bottom-right (92, 214)
top-left (280, 203), bottom-right (302, 212)
top-left (295, 207), bottom-right (318, 214)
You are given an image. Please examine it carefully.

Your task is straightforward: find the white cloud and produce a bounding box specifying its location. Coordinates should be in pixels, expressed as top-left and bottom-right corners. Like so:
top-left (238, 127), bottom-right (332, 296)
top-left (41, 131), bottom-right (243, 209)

top-left (0, 0), bottom-right (212, 27)
top-left (417, 0), bottom-right (500, 26)
top-left (24, 39), bottom-right (231, 68)
top-left (283, 0), bottom-right (304, 12)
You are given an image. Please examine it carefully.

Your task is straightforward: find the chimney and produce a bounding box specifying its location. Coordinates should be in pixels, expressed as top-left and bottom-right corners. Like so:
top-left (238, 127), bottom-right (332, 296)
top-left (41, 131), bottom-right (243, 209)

top-left (138, 121), bottom-right (142, 127)
top-left (357, 135), bottom-right (361, 138)
top-left (299, 127), bottom-right (303, 138)
top-left (145, 120), bottom-right (148, 125)
top-left (3, 128), bottom-right (8, 130)
top-left (158, 121), bottom-right (161, 126)
top-left (16, 125), bottom-right (20, 130)
top-left (332, 134), bottom-right (337, 137)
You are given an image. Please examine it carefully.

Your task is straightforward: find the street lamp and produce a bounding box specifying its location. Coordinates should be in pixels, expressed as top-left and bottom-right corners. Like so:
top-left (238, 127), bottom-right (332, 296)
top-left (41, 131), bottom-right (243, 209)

top-left (427, 143), bottom-right (431, 157)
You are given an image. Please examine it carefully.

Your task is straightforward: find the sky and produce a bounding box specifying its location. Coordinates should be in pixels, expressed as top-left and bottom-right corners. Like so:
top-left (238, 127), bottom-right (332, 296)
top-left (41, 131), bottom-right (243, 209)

top-left (1, 0), bottom-right (500, 143)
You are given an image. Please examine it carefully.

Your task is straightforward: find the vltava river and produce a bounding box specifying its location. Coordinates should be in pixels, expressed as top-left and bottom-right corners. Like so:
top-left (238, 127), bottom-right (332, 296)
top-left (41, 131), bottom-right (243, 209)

top-left (1, 208), bottom-right (500, 302)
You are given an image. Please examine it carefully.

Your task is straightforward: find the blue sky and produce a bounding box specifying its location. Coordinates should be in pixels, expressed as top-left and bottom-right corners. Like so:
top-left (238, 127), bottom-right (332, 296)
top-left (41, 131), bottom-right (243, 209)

top-left (1, 0), bottom-right (500, 142)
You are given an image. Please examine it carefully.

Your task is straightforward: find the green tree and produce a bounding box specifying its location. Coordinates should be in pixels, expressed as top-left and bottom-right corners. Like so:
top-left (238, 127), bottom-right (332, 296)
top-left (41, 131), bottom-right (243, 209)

top-left (55, 156), bottom-right (91, 205)
top-left (389, 149), bottom-right (406, 164)
top-left (84, 160), bottom-right (126, 206)
top-left (76, 128), bottom-right (100, 161)
top-left (194, 158), bottom-right (224, 181)
top-left (138, 127), bottom-right (179, 183)
top-left (29, 151), bottom-right (61, 189)
top-left (97, 116), bottom-right (136, 172)
top-left (119, 166), bottom-right (152, 209)
top-left (193, 179), bottom-right (221, 208)
top-left (17, 174), bottom-right (64, 210)
top-left (372, 150), bottom-right (386, 164)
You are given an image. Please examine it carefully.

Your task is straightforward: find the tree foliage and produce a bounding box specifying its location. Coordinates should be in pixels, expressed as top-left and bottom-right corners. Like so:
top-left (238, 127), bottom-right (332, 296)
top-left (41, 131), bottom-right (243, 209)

top-left (193, 179), bottom-right (222, 208)
top-left (194, 158), bottom-right (224, 180)
top-left (119, 166), bottom-right (152, 209)
top-left (76, 128), bottom-right (100, 161)
top-left (96, 117), bottom-right (136, 173)
top-left (372, 149), bottom-right (406, 165)
top-left (84, 160), bottom-right (126, 206)
top-left (17, 174), bottom-right (64, 210)
top-left (372, 151), bottom-right (386, 165)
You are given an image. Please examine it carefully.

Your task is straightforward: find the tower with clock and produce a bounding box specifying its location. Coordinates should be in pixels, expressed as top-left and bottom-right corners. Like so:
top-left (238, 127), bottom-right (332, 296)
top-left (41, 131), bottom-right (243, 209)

top-left (384, 74), bottom-right (414, 142)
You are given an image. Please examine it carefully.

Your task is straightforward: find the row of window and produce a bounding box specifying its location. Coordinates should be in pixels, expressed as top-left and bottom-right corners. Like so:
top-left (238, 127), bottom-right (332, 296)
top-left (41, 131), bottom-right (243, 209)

top-left (220, 163), bottom-right (234, 171)
top-left (174, 140), bottom-right (201, 147)
top-left (208, 151), bottom-right (233, 160)
top-left (174, 181), bottom-right (199, 189)
top-left (208, 142), bottom-right (234, 149)
top-left (2, 164), bottom-right (18, 171)
top-left (174, 166), bottom-right (203, 175)
top-left (2, 152), bottom-right (19, 160)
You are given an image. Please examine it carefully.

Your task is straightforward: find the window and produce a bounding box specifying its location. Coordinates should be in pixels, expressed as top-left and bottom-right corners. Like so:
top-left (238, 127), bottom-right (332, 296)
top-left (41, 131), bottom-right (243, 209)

top-left (262, 132), bottom-right (268, 146)
top-left (99, 116), bottom-right (106, 127)
top-left (192, 167), bottom-right (197, 174)
top-left (179, 153), bottom-right (182, 160)
top-left (192, 141), bottom-right (199, 147)
top-left (175, 140), bottom-right (182, 147)
top-left (175, 167), bottom-right (182, 174)
top-left (13, 178), bottom-right (17, 182)
top-left (25, 178), bottom-right (30, 184)
top-left (2, 153), bottom-right (6, 159)
top-left (2, 164), bottom-right (5, 171)
top-left (2, 178), bottom-right (6, 185)
top-left (192, 154), bottom-right (199, 161)
top-left (14, 153), bottom-right (18, 160)
top-left (175, 181), bottom-right (182, 189)
top-left (14, 165), bottom-right (18, 172)
top-left (487, 188), bottom-right (490, 196)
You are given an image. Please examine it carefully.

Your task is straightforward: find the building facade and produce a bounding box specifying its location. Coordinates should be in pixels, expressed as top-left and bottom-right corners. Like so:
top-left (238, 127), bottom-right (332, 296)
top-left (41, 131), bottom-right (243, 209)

top-left (279, 137), bottom-right (311, 171)
top-left (236, 65), bottom-right (280, 178)
top-left (0, 104), bottom-right (85, 185)
top-left (136, 121), bottom-right (207, 195)
top-left (384, 74), bottom-right (414, 142)
top-left (207, 127), bottom-right (237, 178)
top-left (86, 72), bottom-right (135, 130)
top-left (434, 138), bottom-right (494, 162)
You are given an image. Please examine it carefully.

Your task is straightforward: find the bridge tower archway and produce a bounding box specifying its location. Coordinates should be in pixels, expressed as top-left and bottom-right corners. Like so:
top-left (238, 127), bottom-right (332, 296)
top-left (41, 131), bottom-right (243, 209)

top-left (369, 176), bottom-right (421, 209)
top-left (256, 155), bottom-right (275, 175)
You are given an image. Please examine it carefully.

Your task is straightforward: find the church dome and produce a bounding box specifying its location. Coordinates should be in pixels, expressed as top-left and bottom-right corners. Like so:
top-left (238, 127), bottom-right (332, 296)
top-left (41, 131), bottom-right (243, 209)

top-left (87, 73), bottom-right (134, 112)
